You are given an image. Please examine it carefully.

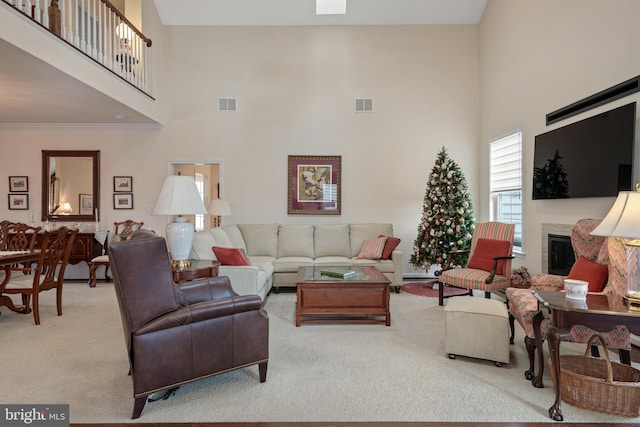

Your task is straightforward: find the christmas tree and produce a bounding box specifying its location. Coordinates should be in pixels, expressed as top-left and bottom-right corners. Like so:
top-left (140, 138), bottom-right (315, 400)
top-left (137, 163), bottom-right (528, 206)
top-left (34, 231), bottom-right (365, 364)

top-left (410, 147), bottom-right (475, 275)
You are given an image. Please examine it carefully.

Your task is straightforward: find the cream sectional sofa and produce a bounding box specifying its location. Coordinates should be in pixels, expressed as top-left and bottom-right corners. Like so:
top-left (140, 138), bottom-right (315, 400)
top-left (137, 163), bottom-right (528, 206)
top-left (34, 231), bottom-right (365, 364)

top-left (190, 223), bottom-right (403, 300)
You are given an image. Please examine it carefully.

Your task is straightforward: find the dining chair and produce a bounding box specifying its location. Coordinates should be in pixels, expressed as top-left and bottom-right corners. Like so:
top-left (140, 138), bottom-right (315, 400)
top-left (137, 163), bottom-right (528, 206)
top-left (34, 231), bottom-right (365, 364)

top-left (3, 227), bottom-right (78, 325)
top-left (3, 223), bottom-right (41, 271)
top-left (6, 223), bottom-right (40, 252)
top-left (0, 220), bottom-right (14, 250)
top-left (88, 220), bottom-right (143, 287)
top-left (438, 222), bottom-right (515, 306)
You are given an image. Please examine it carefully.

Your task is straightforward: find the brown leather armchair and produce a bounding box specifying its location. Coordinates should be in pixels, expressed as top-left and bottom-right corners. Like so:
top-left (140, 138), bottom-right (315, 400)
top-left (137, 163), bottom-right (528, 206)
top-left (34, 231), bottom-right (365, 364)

top-left (109, 234), bottom-right (269, 419)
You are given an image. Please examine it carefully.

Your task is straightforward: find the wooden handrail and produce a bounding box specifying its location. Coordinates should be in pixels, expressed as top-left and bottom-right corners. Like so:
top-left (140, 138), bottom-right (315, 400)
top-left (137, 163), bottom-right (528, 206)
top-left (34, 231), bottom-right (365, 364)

top-left (2, 0), bottom-right (153, 95)
top-left (102, 0), bottom-right (152, 47)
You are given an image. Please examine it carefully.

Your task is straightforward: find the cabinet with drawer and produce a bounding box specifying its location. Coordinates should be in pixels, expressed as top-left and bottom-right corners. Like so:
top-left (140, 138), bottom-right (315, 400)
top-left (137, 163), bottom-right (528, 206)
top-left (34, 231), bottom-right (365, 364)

top-left (32, 231), bottom-right (102, 265)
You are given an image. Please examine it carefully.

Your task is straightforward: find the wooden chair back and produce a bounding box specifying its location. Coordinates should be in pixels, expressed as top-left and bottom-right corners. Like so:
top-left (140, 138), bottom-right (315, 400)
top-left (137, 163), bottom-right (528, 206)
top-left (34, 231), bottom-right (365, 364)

top-left (6, 223), bottom-right (41, 251)
top-left (114, 220), bottom-right (144, 237)
top-left (0, 220), bottom-right (15, 250)
top-left (3, 227), bottom-right (78, 324)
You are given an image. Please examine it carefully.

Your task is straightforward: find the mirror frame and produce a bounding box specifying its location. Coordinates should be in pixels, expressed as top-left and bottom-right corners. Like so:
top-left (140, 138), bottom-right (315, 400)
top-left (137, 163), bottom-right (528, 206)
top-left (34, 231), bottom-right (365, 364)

top-left (42, 150), bottom-right (100, 222)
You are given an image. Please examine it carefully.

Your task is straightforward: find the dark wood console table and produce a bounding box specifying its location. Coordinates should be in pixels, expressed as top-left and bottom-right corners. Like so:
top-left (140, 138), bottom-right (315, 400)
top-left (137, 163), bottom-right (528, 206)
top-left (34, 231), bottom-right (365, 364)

top-left (32, 231), bottom-right (102, 266)
top-left (10, 231), bottom-right (103, 266)
top-left (532, 290), bottom-right (640, 421)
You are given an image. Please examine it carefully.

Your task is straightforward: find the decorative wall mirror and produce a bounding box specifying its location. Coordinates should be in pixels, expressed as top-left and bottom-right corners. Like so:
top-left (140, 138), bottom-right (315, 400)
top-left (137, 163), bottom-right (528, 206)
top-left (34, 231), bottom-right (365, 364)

top-left (42, 150), bottom-right (100, 222)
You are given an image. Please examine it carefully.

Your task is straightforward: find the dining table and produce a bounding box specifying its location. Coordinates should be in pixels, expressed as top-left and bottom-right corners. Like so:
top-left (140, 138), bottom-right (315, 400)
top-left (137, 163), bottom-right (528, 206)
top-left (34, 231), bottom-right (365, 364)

top-left (0, 250), bottom-right (40, 315)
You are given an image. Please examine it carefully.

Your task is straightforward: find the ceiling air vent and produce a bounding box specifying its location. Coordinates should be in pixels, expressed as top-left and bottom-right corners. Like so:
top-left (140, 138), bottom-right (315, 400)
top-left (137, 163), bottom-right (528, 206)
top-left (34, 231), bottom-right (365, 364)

top-left (218, 98), bottom-right (237, 111)
top-left (355, 98), bottom-right (373, 112)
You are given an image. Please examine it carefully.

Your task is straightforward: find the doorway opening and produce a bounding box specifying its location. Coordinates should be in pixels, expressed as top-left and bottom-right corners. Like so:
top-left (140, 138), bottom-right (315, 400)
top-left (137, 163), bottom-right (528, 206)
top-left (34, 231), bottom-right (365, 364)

top-left (167, 161), bottom-right (222, 231)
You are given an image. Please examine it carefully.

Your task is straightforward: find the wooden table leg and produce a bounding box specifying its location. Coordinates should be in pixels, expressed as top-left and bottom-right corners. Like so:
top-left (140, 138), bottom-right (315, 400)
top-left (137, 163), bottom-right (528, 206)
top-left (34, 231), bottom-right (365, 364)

top-left (532, 310), bottom-right (545, 388)
top-left (547, 326), bottom-right (567, 421)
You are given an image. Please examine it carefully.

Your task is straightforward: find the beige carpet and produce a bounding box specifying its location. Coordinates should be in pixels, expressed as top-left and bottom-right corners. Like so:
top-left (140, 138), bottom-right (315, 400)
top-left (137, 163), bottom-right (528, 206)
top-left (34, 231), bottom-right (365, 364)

top-left (1, 282), bottom-right (639, 423)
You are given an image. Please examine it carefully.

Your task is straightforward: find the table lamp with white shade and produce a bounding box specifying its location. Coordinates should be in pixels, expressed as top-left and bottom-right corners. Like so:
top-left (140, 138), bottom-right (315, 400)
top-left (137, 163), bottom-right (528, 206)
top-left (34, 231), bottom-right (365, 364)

top-left (56, 202), bottom-right (73, 215)
top-left (208, 199), bottom-right (231, 227)
top-left (152, 175), bottom-right (207, 269)
top-left (591, 187), bottom-right (640, 310)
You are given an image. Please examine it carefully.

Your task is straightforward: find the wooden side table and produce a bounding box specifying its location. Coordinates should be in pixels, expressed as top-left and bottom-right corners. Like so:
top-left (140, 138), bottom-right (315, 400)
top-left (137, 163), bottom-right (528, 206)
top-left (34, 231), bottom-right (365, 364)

top-left (172, 260), bottom-right (220, 282)
top-left (532, 290), bottom-right (640, 421)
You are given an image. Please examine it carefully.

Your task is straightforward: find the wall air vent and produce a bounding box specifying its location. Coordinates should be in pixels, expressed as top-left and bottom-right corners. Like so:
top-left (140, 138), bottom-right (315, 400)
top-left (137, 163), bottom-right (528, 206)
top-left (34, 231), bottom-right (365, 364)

top-left (218, 98), bottom-right (237, 111)
top-left (355, 98), bottom-right (373, 112)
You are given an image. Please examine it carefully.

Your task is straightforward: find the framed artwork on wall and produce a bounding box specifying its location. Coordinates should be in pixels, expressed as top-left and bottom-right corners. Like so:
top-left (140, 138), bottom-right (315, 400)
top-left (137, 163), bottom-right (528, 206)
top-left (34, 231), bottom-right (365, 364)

top-left (113, 193), bottom-right (133, 209)
top-left (287, 155), bottom-right (341, 215)
top-left (8, 194), bottom-right (29, 210)
top-left (79, 193), bottom-right (93, 215)
top-left (9, 176), bottom-right (28, 192)
top-left (114, 176), bottom-right (133, 192)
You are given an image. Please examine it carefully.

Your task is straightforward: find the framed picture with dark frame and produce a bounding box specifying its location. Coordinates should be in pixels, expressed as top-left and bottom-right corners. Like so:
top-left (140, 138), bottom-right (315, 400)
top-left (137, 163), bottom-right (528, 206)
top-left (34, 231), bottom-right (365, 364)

top-left (9, 176), bottom-right (28, 192)
top-left (287, 155), bottom-right (341, 215)
top-left (113, 176), bottom-right (133, 192)
top-left (113, 193), bottom-right (133, 209)
top-left (8, 194), bottom-right (29, 210)
top-left (79, 193), bottom-right (93, 215)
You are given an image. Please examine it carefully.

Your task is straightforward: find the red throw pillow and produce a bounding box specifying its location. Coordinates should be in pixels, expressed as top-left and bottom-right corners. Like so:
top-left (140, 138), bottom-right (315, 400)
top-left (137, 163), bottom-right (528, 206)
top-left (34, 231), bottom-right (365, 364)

top-left (212, 246), bottom-right (250, 266)
top-left (467, 238), bottom-right (511, 275)
top-left (568, 255), bottom-right (608, 292)
top-left (378, 235), bottom-right (401, 260)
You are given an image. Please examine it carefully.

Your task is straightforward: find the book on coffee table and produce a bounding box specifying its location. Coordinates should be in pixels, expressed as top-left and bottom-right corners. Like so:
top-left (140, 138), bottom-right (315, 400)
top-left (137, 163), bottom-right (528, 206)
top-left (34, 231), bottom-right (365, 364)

top-left (320, 267), bottom-right (357, 279)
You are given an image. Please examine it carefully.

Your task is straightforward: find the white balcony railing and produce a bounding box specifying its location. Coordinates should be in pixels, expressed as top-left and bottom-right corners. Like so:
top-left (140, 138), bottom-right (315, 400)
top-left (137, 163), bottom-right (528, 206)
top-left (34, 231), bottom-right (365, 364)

top-left (3, 0), bottom-right (152, 95)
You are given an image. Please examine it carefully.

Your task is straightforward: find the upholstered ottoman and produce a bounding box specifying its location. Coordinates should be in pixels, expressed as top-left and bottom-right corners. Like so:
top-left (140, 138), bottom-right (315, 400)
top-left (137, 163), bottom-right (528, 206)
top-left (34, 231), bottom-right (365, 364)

top-left (444, 296), bottom-right (510, 366)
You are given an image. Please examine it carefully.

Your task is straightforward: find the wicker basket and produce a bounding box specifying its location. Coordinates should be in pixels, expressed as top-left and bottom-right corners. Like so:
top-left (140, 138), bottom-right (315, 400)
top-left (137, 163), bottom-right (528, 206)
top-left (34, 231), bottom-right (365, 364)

top-left (547, 333), bottom-right (640, 417)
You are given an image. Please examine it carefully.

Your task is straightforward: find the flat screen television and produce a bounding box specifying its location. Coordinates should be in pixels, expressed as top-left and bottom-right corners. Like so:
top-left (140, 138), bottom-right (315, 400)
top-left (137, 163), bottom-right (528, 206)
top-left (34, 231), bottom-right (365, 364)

top-left (532, 102), bottom-right (636, 199)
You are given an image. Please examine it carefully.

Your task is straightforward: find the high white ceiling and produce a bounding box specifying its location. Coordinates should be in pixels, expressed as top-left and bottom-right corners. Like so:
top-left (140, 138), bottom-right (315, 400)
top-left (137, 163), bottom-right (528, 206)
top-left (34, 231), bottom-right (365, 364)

top-left (153, 0), bottom-right (487, 26)
top-left (1, 0), bottom-right (487, 126)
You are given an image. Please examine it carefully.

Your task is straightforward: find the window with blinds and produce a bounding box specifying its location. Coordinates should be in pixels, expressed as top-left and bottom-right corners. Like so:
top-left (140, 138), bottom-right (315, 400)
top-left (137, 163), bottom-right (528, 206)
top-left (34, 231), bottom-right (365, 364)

top-left (490, 132), bottom-right (523, 251)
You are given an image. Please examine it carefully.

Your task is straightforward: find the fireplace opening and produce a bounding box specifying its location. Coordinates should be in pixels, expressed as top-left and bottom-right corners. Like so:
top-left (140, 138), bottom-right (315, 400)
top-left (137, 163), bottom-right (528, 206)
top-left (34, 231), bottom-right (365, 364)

top-left (548, 234), bottom-right (575, 275)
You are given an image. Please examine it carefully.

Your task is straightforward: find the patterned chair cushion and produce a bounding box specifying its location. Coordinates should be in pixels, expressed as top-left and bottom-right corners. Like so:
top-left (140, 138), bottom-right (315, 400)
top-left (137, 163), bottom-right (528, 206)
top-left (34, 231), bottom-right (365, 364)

top-left (530, 273), bottom-right (565, 291)
top-left (441, 268), bottom-right (509, 292)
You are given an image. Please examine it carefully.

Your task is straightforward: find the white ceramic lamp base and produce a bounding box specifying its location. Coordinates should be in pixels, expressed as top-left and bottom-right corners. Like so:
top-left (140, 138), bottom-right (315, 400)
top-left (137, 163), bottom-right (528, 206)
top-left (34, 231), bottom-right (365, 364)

top-left (166, 216), bottom-right (194, 269)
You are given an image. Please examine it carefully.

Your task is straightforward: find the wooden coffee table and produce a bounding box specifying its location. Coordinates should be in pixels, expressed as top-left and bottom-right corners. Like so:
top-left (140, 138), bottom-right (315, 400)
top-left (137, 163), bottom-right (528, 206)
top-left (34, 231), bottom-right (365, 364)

top-left (295, 266), bottom-right (391, 327)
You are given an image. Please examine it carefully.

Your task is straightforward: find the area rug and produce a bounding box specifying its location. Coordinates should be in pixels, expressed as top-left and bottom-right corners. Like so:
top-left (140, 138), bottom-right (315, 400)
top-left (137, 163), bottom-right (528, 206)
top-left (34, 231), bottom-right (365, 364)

top-left (1, 284), bottom-right (635, 423)
top-left (401, 281), bottom-right (470, 298)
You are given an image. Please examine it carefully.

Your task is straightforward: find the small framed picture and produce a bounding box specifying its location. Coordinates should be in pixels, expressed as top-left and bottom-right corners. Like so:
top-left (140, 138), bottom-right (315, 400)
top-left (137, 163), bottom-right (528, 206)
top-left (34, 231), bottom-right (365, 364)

top-left (8, 194), bottom-right (29, 210)
top-left (79, 193), bottom-right (93, 215)
top-left (113, 176), bottom-right (133, 192)
top-left (9, 176), bottom-right (28, 192)
top-left (113, 193), bottom-right (133, 209)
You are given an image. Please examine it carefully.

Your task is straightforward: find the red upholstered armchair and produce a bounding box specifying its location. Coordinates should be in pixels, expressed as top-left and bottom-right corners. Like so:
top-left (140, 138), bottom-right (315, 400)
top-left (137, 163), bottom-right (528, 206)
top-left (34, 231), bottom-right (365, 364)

top-left (506, 218), bottom-right (631, 384)
top-left (438, 222), bottom-right (515, 306)
top-left (109, 233), bottom-right (269, 419)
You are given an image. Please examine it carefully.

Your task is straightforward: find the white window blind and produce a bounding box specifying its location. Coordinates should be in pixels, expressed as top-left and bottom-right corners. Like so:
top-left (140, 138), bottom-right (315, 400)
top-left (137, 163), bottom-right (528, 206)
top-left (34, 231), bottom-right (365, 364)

top-left (490, 132), bottom-right (522, 193)
top-left (490, 132), bottom-right (523, 251)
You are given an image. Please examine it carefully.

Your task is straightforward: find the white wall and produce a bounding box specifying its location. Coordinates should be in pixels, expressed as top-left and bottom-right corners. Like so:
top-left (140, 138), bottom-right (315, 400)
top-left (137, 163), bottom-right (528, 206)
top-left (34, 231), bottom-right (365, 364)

top-left (480, 0), bottom-right (640, 274)
top-left (0, 24), bottom-right (480, 278)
